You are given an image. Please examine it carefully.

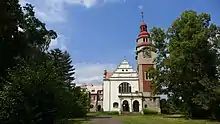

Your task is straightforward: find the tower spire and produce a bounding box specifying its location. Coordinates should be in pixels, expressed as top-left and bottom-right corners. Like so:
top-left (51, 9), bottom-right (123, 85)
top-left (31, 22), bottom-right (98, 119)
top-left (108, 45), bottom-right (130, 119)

top-left (136, 8), bottom-right (150, 42)
top-left (141, 11), bottom-right (144, 23)
top-left (139, 11), bottom-right (147, 32)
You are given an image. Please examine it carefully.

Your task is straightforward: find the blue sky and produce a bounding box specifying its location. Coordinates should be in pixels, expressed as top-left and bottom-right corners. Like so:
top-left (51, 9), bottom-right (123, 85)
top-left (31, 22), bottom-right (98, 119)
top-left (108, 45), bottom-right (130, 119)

top-left (20, 0), bottom-right (220, 84)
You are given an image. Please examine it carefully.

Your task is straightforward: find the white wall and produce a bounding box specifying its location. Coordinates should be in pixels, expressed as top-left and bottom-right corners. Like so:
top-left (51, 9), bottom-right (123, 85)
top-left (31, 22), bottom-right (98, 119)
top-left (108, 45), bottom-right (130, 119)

top-left (109, 80), bottom-right (140, 111)
top-left (76, 84), bottom-right (103, 93)
top-left (103, 59), bottom-right (142, 112)
top-left (103, 80), bottom-right (110, 111)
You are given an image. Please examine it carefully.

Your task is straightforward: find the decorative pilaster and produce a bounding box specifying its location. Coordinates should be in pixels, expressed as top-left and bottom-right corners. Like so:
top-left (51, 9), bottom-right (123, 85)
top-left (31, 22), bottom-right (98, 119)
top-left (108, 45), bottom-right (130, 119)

top-left (130, 98), bottom-right (133, 112)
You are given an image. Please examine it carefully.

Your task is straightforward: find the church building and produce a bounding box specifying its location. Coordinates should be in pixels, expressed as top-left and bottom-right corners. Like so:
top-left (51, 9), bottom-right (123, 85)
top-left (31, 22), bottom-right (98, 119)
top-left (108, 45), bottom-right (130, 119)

top-left (102, 12), bottom-right (161, 113)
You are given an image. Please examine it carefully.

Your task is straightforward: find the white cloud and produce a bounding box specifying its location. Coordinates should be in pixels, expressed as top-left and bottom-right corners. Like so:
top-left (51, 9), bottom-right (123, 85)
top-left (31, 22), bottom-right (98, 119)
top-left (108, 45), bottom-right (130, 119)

top-left (138, 5), bottom-right (143, 10)
top-left (65, 0), bottom-right (98, 8)
top-left (19, 0), bottom-right (26, 6)
top-left (50, 35), bottom-right (68, 51)
top-left (104, 0), bottom-right (126, 3)
top-left (19, 0), bottom-right (126, 23)
top-left (19, 0), bottom-right (126, 50)
top-left (74, 62), bottom-right (116, 84)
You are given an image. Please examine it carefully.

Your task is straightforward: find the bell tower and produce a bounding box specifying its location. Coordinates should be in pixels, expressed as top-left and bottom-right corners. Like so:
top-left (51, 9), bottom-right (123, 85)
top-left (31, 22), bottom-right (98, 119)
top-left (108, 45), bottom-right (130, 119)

top-left (136, 11), bottom-right (156, 94)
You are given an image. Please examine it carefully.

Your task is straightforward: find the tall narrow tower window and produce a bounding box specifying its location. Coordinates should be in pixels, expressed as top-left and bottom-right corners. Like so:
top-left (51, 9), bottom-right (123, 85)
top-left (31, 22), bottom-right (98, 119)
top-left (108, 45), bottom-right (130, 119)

top-left (145, 72), bottom-right (152, 80)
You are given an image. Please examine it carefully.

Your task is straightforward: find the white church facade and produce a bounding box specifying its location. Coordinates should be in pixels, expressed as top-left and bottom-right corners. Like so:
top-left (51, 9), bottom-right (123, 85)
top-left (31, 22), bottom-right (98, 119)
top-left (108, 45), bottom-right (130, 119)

top-left (102, 12), bottom-right (161, 113)
top-left (103, 60), bottom-right (144, 112)
top-left (103, 59), bottom-right (160, 113)
top-left (77, 12), bottom-right (161, 113)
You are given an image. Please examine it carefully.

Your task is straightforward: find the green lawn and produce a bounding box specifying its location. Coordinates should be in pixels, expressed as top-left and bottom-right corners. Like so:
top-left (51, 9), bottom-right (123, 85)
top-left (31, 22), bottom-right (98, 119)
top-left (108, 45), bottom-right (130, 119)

top-left (116, 115), bottom-right (220, 124)
top-left (65, 114), bottom-right (220, 124)
top-left (64, 118), bottom-right (89, 124)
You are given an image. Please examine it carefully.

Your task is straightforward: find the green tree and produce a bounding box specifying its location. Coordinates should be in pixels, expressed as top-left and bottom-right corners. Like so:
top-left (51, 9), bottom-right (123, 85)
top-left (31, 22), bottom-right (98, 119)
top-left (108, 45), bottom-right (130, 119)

top-left (0, 1), bottom-right (56, 87)
top-left (0, 49), bottom-right (88, 123)
top-left (49, 49), bottom-right (75, 88)
top-left (0, 0), bottom-right (89, 123)
top-left (48, 49), bottom-right (90, 118)
top-left (0, 56), bottom-right (68, 123)
top-left (0, 0), bottom-right (24, 84)
top-left (151, 10), bottom-right (220, 118)
top-left (160, 98), bottom-right (182, 114)
top-left (69, 86), bottom-right (90, 118)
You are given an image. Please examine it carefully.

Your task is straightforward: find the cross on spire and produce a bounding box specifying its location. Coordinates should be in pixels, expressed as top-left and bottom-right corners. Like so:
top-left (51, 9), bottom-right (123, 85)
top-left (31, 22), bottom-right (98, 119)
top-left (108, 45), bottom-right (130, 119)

top-left (139, 5), bottom-right (144, 23)
top-left (141, 11), bottom-right (144, 22)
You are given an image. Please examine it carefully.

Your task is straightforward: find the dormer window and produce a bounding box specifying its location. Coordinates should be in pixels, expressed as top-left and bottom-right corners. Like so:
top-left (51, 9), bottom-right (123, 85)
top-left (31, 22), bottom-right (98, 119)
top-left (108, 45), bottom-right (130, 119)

top-left (126, 69), bottom-right (128, 71)
top-left (122, 69), bottom-right (124, 71)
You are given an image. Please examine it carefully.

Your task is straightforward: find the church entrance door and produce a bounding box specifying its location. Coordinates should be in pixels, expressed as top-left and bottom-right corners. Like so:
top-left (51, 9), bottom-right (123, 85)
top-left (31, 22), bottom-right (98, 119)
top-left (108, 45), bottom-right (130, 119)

top-left (122, 100), bottom-right (129, 112)
top-left (97, 105), bottom-right (101, 112)
top-left (133, 100), bottom-right (139, 112)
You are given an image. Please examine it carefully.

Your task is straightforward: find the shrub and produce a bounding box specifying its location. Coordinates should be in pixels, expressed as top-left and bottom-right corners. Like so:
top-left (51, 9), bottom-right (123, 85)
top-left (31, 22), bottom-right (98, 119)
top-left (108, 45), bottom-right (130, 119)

top-left (143, 109), bottom-right (158, 115)
top-left (99, 111), bottom-right (119, 115)
top-left (107, 111), bottom-right (119, 115)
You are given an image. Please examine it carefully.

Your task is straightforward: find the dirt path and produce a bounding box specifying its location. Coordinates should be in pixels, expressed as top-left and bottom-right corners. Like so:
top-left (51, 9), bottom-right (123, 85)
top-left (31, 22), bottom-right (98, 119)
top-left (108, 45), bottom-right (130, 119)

top-left (89, 116), bottom-right (122, 124)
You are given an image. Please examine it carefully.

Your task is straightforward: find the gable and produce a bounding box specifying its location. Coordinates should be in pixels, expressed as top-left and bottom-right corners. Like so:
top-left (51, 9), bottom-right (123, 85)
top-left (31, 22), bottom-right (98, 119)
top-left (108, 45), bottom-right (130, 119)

top-left (110, 59), bottom-right (138, 78)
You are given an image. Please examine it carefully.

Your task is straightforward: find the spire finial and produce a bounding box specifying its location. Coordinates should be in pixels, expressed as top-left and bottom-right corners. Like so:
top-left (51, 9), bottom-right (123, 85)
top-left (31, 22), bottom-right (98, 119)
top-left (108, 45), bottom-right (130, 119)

top-left (138, 5), bottom-right (144, 22)
top-left (141, 11), bottom-right (144, 23)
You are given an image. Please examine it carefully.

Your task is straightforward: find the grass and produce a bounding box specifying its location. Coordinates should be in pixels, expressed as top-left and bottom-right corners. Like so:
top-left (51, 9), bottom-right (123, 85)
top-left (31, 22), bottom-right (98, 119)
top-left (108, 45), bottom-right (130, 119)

top-left (64, 118), bottom-right (90, 124)
top-left (88, 111), bottom-right (119, 116)
top-left (65, 113), bottom-right (220, 124)
top-left (116, 115), bottom-right (220, 124)
top-left (65, 112), bottom-right (119, 124)
top-left (64, 112), bottom-right (117, 124)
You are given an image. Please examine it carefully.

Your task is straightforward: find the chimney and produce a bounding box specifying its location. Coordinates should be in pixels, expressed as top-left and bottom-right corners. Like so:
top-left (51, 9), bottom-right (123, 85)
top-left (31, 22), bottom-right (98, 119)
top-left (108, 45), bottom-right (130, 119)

top-left (103, 70), bottom-right (107, 78)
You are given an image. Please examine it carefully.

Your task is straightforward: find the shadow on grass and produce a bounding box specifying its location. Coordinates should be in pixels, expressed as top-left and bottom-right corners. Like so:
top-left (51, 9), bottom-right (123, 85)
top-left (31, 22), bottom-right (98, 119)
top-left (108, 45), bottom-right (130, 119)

top-left (64, 118), bottom-right (90, 124)
top-left (87, 116), bottom-right (112, 119)
top-left (161, 114), bottom-right (220, 123)
top-left (162, 114), bottom-right (186, 118)
top-left (66, 113), bottom-right (114, 124)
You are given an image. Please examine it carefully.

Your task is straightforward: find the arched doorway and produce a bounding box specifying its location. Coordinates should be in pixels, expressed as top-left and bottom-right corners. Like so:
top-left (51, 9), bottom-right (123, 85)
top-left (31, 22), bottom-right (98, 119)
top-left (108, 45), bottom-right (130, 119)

top-left (133, 100), bottom-right (139, 112)
top-left (122, 100), bottom-right (129, 112)
top-left (97, 105), bottom-right (101, 112)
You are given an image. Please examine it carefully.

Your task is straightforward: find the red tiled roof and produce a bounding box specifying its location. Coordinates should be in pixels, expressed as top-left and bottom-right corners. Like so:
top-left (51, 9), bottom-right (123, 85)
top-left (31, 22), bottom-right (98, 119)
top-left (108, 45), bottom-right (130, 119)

top-left (106, 72), bottom-right (112, 79)
top-left (136, 42), bottom-right (151, 47)
top-left (138, 31), bottom-right (150, 37)
top-left (140, 21), bottom-right (147, 27)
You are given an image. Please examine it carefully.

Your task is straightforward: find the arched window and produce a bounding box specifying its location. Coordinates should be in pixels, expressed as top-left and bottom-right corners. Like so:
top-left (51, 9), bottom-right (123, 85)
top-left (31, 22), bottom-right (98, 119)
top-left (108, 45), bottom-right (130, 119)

top-left (143, 38), bottom-right (148, 42)
top-left (90, 104), bottom-right (94, 108)
top-left (144, 104), bottom-right (147, 108)
top-left (119, 82), bottom-right (131, 93)
top-left (113, 102), bottom-right (119, 108)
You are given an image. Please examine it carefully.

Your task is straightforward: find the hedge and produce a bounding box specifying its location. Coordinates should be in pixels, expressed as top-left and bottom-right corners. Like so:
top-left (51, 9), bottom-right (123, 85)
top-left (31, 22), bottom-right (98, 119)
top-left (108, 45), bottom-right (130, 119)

top-left (143, 109), bottom-right (158, 115)
top-left (101, 111), bottom-right (119, 115)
